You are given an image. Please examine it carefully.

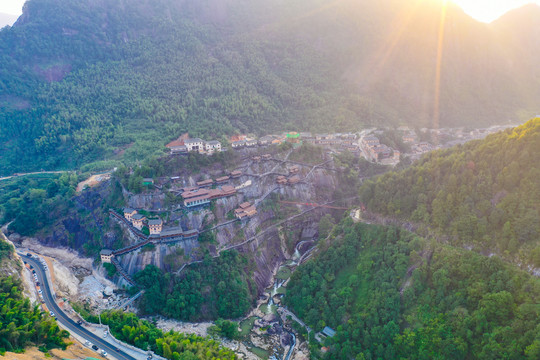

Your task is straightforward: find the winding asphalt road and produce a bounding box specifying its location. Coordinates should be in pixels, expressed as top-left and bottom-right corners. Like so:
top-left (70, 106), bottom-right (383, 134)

top-left (19, 253), bottom-right (138, 360)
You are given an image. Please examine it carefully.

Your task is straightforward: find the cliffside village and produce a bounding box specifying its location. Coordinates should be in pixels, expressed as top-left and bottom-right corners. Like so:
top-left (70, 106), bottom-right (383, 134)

top-left (99, 122), bottom-right (516, 282)
top-left (165, 124), bottom-right (513, 165)
top-left (105, 124), bottom-right (513, 253)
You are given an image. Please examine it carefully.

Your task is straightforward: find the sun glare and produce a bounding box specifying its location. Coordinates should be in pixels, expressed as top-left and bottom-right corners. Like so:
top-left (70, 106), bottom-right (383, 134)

top-left (451, 0), bottom-right (540, 23)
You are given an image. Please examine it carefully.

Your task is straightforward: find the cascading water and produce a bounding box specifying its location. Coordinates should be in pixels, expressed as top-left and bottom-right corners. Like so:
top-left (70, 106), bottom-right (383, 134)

top-left (267, 279), bottom-right (286, 314)
top-left (284, 332), bottom-right (296, 360)
top-left (265, 275), bottom-right (297, 358)
top-left (293, 248), bottom-right (300, 260)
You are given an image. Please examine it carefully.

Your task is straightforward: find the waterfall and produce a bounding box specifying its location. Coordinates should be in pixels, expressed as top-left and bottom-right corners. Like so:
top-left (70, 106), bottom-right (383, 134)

top-left (293, 248), bottom-right (300, 260)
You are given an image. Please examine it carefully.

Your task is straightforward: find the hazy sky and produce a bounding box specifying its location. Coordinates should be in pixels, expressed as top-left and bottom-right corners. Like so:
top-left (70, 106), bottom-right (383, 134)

top-left (0, 0), bottom-right (539, 23)
top-left (452, 0), bottom-right (540, 22)
top-left (1, 0), bottom-right (26, 16)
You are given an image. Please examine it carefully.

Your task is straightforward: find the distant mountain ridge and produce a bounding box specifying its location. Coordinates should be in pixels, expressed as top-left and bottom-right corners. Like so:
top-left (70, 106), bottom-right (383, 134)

top-left (0, 0), bottom-right (538, 173)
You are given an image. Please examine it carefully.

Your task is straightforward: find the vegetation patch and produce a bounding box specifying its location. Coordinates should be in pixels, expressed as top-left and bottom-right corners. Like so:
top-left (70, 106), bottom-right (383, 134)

top-left (238, 316), bottom-right (257, 338)
top-left (134, 250), bottom-right (257, 321)
top-left (0, 275), bottom-right (69, 354)
top-left (360, 118), bottom-right (540, 265)
top-left (286, 220), bottom-right (540, 359)
top-left (83, 310), bottom-right (237, 359)
top-left (275, 266), bottom-right (291, 280)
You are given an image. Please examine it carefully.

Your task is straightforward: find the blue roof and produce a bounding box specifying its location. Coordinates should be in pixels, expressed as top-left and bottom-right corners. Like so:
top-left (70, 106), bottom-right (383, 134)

top-left (322, 326), bottom-right (336, 337)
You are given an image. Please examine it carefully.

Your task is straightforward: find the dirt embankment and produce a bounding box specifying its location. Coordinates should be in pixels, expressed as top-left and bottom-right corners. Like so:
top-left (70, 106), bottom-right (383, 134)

top-left (76, 173), bottom-right (111, 192)
top-left (1, 341), bottom-right (106, 360)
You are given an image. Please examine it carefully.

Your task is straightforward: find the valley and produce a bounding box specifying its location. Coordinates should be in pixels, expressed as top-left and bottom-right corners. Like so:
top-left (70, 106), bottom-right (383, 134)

top-left (0, 0), bottom-right (539, 359)
top-left (3, 139), bottom-right (356, 359)
top-left (4, 119), bottom-right (539, 359)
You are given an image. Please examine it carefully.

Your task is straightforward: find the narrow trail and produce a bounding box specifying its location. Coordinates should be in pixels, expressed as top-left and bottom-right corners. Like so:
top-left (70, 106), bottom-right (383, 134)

top-left (0, 170), bottom-right (71, 182)
top-left (171, 196), bottom-right (357, 278)
top-left (199, 218), bottom-right (239, 233)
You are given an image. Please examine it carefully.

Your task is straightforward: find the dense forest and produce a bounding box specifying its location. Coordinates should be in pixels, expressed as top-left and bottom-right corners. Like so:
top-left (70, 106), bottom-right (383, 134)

top-left (0, 173), bottom-right (78, 236)
top-left (83, 310), bottom-right (237, 360)
top-left (0, 0), bottom-right (538, 174)
top-left (0, 238), bottom-right (69, 355)
top-left (134, 250), bottom-right (257, 321)
top-left (359, 118), bottom-right (540, 266)
top-left (285, 220), bottom-right (540, 359)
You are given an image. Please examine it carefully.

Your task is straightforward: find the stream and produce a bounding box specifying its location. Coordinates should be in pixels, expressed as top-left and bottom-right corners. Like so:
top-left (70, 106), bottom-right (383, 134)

top-left (265, 275), bottom-right (296, 360)
top-left (246, 240), bottom-right (308, 360)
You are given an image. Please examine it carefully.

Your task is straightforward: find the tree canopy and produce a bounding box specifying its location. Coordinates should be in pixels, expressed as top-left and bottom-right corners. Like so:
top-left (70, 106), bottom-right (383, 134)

top-left (285, 220), bottom-right (540, 359)
top-left (359, 118), bottom-right (540, 265)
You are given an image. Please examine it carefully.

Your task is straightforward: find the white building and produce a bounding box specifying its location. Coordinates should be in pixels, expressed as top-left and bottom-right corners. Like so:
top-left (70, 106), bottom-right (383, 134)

top-left (148, 219), bottom-right (163, 235)
top-left (184, 138), bottom-right (204, 152)
top-left (205, 140), bottom-right (222, 154)
top-left (232, 140), bottom-right (246, 148)
top-left (100, 249), bottom-right (114, 263)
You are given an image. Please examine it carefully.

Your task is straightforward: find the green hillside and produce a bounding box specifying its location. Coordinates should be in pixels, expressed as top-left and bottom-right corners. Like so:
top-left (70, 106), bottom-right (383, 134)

top-left (0, 236), bottom-right (69, 354)
top-left (80, 310), bottom-right (237, 360)
top-left (285, 221), bottom-right (540, 359)
top-left (0, 0), bottom-right (538, 174)
top-left (360, 118), bottom-right (540, 266)
top-left (133, 250), bottom-right (257, 322)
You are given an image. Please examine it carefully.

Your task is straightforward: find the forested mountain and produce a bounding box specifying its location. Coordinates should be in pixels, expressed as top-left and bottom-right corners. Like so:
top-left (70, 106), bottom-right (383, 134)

top-left (285, 221), bottom-right (540, 359)
top-left (0, 0), bottom-right (538, 173)
top-left (360, 118), bottom-right (540, 266)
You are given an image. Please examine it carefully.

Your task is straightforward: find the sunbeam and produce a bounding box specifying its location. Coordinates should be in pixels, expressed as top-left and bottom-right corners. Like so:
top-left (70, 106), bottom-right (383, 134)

top-left (433, 0), bottom-right (448, 135)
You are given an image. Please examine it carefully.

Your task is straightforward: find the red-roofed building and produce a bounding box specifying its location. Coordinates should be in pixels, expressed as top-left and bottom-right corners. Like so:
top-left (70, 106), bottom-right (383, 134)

top-left (235, 202), bottom-right (257, 219)
top-left (216, 176), bottom-right (230, 183)
top-left (166, 137), bottom-right (187, 154)
top-left (197, 179), bottom-right (214, 187)
top-left (288, 175), bottom-right (300, 184)
top-left (239, 202), bottom-right (251, 209)
top-left (230, 135), bottom-right (247, 142)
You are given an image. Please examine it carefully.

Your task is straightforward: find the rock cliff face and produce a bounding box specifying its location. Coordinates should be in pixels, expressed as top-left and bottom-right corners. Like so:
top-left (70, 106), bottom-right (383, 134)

top-left (117, 239), bottom-right (200, 275)
top-left (126, 191), bottom-right (165, 210)
top-left (107, 156), bottom-right (342, 293)
top-left (10, 152), bottom-right (349, 298)
top-left (0, 230), bottom-right (34, 302)
top-left (9, 180), bottom-right (117, 254)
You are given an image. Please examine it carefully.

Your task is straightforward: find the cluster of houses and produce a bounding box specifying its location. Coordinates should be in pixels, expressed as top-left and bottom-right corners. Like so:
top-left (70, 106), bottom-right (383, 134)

top-left (276, 175), bottom-right (300, 185)
top-left (123, 208), bottom-right (163, 234)
top-left (166, 136), bottom-right (222, 155)
top-left (276, 165), bottom-right (299, 184)
top-left (276, 165), bottom-right (301, 185)
top-left (399, 127), bottom-right (436, 155)
top-left (399, 125), bottom-right (518, 157)
top-left (234, 202), bottom-right (257, 219)
top-left (360, 136), bottom-right (400, 165)
top-left (251, 154), bottom-right (273, 162)
top-left (166, 131), bottom-right (361, 154)
top-left (230, 132), bottom-right (360, 152)
top-left (180, 185), bottom-right (237, 208)
top-left (411, 142), bottom-right (435, 154)
top-left (186, 169), bottom-right (242, 188)
top-left (231, 134), bottom-right (259, 148)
